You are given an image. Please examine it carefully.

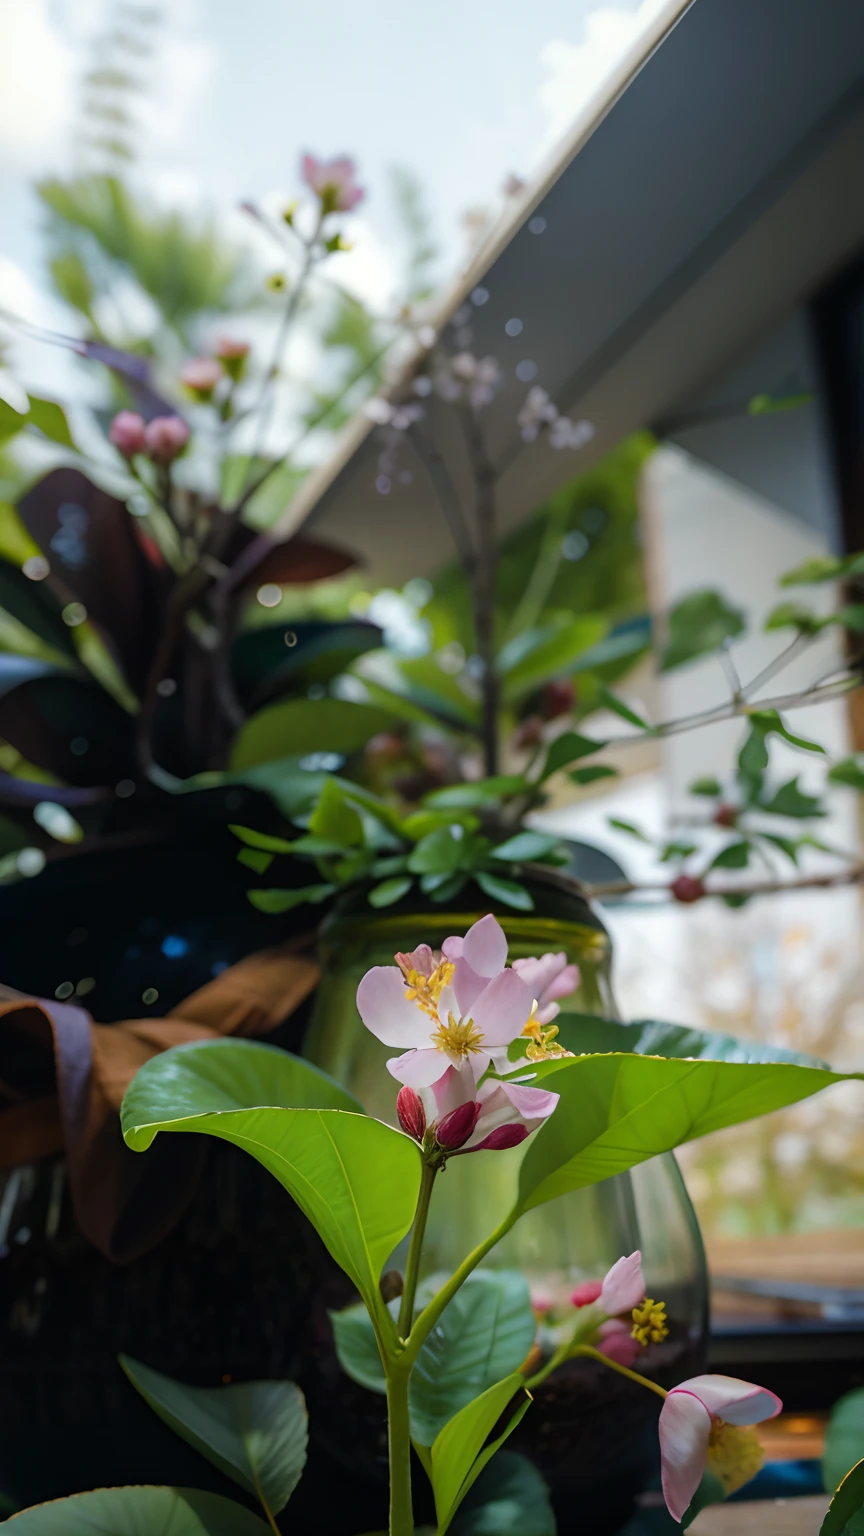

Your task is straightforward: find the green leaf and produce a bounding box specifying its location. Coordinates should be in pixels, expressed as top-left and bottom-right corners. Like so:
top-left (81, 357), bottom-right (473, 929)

top-left (838, 605), bottom-right (864, 634)
top-left (764, 600), bottom-right (821, 634)
top-left (409, 1272), bottom-right (536, 1447)
top-left (829, 757), bottom-right (864, 791)
top-left (247, 883), bottom-right (336, 913)
top-left (402, 810), bottom-right (481, 841)
top-left (4, 1485), bottom-right (271, 1533)
top-left (431, 1374), bottom-right (529, 1534)
top-left (824, 1391), bottom-right (864, 1495)
top-left (26, 396), bottom-right (75, 450)
top-left (309, 776), bottom-right (364, 847)
top-left (608, 818), bottom-right (650, 842)
top-left (689, 776), bottom-right (722, 797)
top-left (474, 872), bottom-right (534, 910)
top-left (0, 399), bottom-right (27, 447)
top-left (490, 831), bottom-right (560, 863)
top-left (710, 840), bottom-right (750, 870)
top-left (781, 552), bottom-right (864, 587)
top-left (427, 873), bottom-right (468, 903)
top-left (119, 1357), bottom-right (307, 1515)
top-left (330, 1302), bottom-right (389, 1395)
top-left (511, 1052), bottom-right (862, 1215)
top-left (541, 732), bottom-right (607, 781)
top-left (821, 1459), bottom-right (864, 1536)
top-left (237, 848), bottom-right (274, 875)
top-left (368, 876), bottom-right (414, 907)
top-left (449, 1452), bottom-right (556, 1536)
top-left (738, 726), bottom-right (770, 794)
top-left (500, 617), bottom-right (607, 699)
top-left (747, 708), bottom-right (825, 753)
top-left (597, 687), bottom-right (649, 729)
top-left (229, 699), bottom-right (400, 771)
top-left (553, 1012), bottom-right (828, 1069)
top-left (230, 825), bottom-right (295, 854)
top-left (748, 390), bottom-right (813, 414)
top-left (121, 1041), bottom-right (420, 1319)
top-left (661, 590), bottom-right (746, 671)
top-left (358, 676), bottom-right (465, 732)
top-left (760, 777), bottom-right (824, 818)
top-left (569, 765), bottom-right (618, 786)
top-left (407, 826), bottom-right (466, 876)
top-left (423, 777), bottom-right (528, 809)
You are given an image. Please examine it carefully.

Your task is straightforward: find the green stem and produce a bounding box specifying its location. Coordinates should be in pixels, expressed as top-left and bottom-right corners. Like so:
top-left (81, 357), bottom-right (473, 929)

top-left (387, 1365), bottom-right (414, 1536)
top-left (569, 1344), bottom-right (668, 1400)
top-left (398, 1161), bottom-right (437, 1338)
top-left (404, 1211), bottom-right (516, 1367)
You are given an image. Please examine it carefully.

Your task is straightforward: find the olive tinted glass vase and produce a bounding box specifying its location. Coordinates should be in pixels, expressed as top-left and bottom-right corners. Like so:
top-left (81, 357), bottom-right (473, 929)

top-left (304, 870), bottom-right (708, 1536)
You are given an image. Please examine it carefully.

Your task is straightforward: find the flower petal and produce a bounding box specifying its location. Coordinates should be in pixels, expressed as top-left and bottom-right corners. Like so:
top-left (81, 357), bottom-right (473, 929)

top-left (470, 969), bottom-right (534, 1046)
top-left (451, 957), bottom-right (487, 1014)
top-left (462, 914), bottom-right (508, 977)
top-left (356, 966), bottom-right (430, 1047)
top-left (442, 936), bottom-right (464, 960)
top-left (597, 1318), bottom-right (641, 1368)
top-left (676, 1375), bottom-right (783, 1426)
top-left (600, 1251), bottom-right (645, 1316)
top-left (387, 1048), bottom-right (451, 1087)
top-left (498, 1079), bottom-right (560, 1121)
top-left (430, 1061), bottom-right (475, 1118)
top-left (659, 1391), bottom-right (712, 1522)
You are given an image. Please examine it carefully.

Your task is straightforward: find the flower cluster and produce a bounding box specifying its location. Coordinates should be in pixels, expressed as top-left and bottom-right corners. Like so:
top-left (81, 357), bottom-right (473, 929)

top-left (356, 914), bottom-right (578, 1155)
top-left (109, 410), bottom-right (190, 465)
top-left (517, 383), bottom-right (595, 451)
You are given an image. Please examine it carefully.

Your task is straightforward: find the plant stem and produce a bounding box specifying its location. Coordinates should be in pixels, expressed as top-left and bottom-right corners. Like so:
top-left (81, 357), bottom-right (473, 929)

top-left (569, 1344), bottom-right (668, 1400)
top-left (387, 1364), bottom-right (414, 1536)
top-left (404, 1211), bottom-right (516, 1367)
top-left (460, 405), bottom-right (499, 776)
top-left (398, 1161), bottom-right (437, 1338)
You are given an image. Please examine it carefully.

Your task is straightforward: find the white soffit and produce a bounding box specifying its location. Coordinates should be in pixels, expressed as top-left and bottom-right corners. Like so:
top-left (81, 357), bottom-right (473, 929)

top-left (285, 0), bottom-right (864, 584)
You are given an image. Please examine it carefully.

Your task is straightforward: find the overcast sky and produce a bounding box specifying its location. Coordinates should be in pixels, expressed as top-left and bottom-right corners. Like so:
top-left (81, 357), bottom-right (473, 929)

top-left (0, 0), bottom-right (660, 393)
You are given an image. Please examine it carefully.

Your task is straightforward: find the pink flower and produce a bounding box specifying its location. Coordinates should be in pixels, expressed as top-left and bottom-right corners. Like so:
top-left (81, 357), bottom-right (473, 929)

top-left (357, 914), bottom-right (560, 1151)
top-left (659, 1375), bottom-right (782, 1521)
top-left (600, 1250), bottom-right (646, 1315)
top-left (301, 154), bottom-right (364, 213)
top-left (109, 410), bottom-right (147, 458)
top-left (512, 952), bottom-right (580, 1026)
top-left (180, 357), bottom-right (223, 399)
top-left (597, 1319), bottom-right (641, 1368)
top-left (144, 415), bottom-right (190, 466)
top-left (214, 338), bottom-right (250, 382)
top-left (571, 1280), bottom-right (603, 1308)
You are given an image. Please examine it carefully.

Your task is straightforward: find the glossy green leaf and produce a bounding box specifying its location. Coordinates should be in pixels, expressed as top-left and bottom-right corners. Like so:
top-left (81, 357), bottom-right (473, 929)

top-left (27, 396), bottom-right (76, 449)
top-left (598, 687), bottom-right (650, 729)
top-left (821, 1459), bottom-right (864, 1536)
top-left (423, 777), bottom-right (528, 809)
top-left (236, 848), bottom-right (274, 875)
top-left (231, 621), bottom-right (381, 702)
top-left (540, 731), bottom-right (607, 781)
top-left (500, 617), bottom-right (607, 699)
top-left (449, 1452), bottom-right (555, 1536)
top-left (122, 1041), bottom-right (420, 1317)
top-left (747, 709), bottom-right (825, 754)
top-left (368, 876), bottom-right (413, 907)
top-left (475, 872), bottom-right (534, 910)
top-left (764, 600), bottom-right (819, 633)
top-left (781, 551), bottom-right (864, 587)
top-left (490, 831), bottom-right (560, 863)
top-left (829, 757), bottom-right (864, 791)
top-left (407, 826), bottom-right (466, 876)
top-left (837, 605), bottom-right (864, 633)
top-left (330, 1302), bottom-right (389, 1394)
top-left (824, 1391), bottom-right (864, 1495)
top-left (402, 810), bottom-right (481, 841)
top-left (710, 839), bottom-right (750, 870)
top-left (229, 698), bottom-right (399, 771)
top-left (661, 590), bottom-right (746, 671)
top-left (748, 391), bottom-right (813, 414)
top-left (511, 1052), bottom-right (862, 1215)
top-left (229, 824), bottom-right (295, 854)
top-left (569, 764), bottom-right (618, 785)
top-left (689, 776), bottom-right (722, 797)
top-left (247, 883), bottom-right (336, 912)
top-left (0, 399), bottom-right (27, 446)
top-left (555, 1011), bottom-right (828, 1069)
top-left (431, 1373), bottom-right (529, 1533)
top-left (5, 1486), bottom-right (270, 1534)
top-left (358, 676), bottom-right (466, 731)
top-left (608, 818), bottom-right (650, 841)
top-left (119, 1357), bottom-right (307, 1515)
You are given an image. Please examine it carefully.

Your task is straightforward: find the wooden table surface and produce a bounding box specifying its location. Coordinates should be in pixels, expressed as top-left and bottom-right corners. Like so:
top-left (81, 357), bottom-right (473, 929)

top-left (690, 1497), bottom-right (830, 1533)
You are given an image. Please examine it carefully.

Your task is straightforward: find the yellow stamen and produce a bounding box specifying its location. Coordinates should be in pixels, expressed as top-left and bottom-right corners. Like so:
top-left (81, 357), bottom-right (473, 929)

top-left (631, 1298), bottom-right (669, 1345)
top-left (521, 1004), bottom-right (573, 1062)
top-left (706, 1421), bottom-right (764, 1495)
top-left (430, 1010), bottom-right (484, 1061)
top-left (397, 957), bottom-right (455, 1019)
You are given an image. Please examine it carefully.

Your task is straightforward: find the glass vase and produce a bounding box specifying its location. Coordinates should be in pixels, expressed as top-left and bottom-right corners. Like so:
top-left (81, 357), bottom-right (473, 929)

top-left (303, 869), bottom-right (708, 1536)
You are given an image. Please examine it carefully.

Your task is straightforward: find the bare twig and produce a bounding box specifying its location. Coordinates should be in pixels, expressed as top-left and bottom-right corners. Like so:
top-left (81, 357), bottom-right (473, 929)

top-left (598, 672), bottom-right (862, 750)
top-left (584, 863), bottom-right (864, 902)
top-left (742, 631), bottom-right (813, 700)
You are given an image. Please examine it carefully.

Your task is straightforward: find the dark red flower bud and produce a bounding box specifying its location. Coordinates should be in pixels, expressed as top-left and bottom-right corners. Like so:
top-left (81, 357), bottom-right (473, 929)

top-left (396, 1086), bottom-right (426, 1143)
top-left (541, 679), bottom-right (576, 720)
top-left (435, 1100), bottom-right (482, 1151)
top-left (514, 714), bottom-right (544, 750)
top-left (474, 1124), bottom-right (529, 1152)
top-left (570, 1280), bottom-right (604, 1308)
top-left (671, 874), bottom-right (705, 905)
top-left (714, 803), bottom-right (738, 828)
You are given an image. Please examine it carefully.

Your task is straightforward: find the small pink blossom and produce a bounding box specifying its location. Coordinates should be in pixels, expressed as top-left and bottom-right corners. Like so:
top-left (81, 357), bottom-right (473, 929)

top-left (302, 154), bottom-right (364, 213)
top-left (180, 357), bottom-right (224, 398)
top-left (109, 410), bottom-right (147, 458)
top-left (659, 1375), bottom-right (782, 1521)
top-left (144, 415), bottom-right (190, 466)
top-left (596, 1319), bottom-right (642, 1368)
top-left (600, 1251), bottom-right (646, 1316)
top-left (571, 1280), bottom-right (603, 1308)
top-left (513, 952), bottom-right (580, 1026)
top-left (214, 337), bottom-right (250, 361)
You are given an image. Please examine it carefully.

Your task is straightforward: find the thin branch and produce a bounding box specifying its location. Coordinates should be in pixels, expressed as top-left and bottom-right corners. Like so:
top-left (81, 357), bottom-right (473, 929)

top-left (458, 402), bottom-right (499, 776)
top-left (717, 642), bottom-right (742, 701)
top-left (742, 631), bottom-right (813, 700)
top-left (408, 421), bottom-right (476, 569)
top-left (583, 863), bottom-right (864, 901)
top-left (598, 672), bottom-right (862, 750)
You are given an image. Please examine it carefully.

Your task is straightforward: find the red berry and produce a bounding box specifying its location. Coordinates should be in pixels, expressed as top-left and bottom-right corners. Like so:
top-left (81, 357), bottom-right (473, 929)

top-left (714, 804), bottom-right (737, 828)
top-left (541, 679), bottom-right (576, 720)
top-left (671, 875), bottom-right (705, 904)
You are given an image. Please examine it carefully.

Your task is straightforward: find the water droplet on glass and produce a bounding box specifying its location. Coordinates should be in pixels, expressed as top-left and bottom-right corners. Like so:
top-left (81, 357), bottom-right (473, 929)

top-left (528, 216), bottom-right (547, 235)
top-left (22, 556), bottom-right (49, 581)
top-left (471, 286), bottom-right (490, 306)
top-left (505, 318), bottom-right (523, 337)
top-left (256, 584), bottom-right (282, 608)
top-left (142, 987), bottom-right (159, 1005)
top-left (376, 475), bottom-right (391, 495)
top-left (75, 977), bottom-right (95, 997)
top-left (562, 530), bottom-right (590, 562)
top-left (516, 360), bottom-right (538, 383)
top-left (156, 677), bottom-right (177, 697)
top-left (284, 631), bottom-right (297, 647)
top-left (70, 737), bottom-right (88, 756)
top-left (61, 602), bottom-right (87, 627)
top-left (115, 779), bottom-right (136, 798)
top-left (55, 981), bottom-right (74, 1000)
top-left (17, 847), bottom-right (46, 877)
